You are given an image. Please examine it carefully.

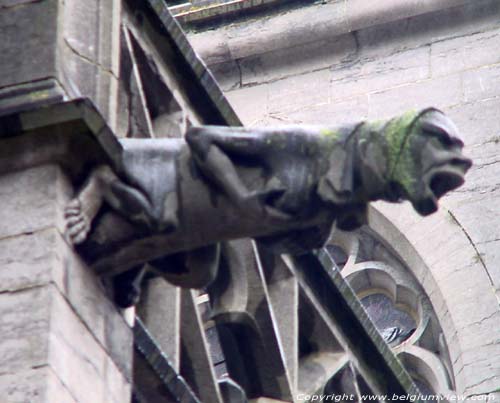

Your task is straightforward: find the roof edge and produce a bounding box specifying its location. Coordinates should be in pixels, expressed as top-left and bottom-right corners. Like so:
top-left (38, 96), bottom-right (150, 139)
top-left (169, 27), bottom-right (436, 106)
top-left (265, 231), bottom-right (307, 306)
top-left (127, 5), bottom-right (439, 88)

top-left (189, 0), bottom-right (472, 65)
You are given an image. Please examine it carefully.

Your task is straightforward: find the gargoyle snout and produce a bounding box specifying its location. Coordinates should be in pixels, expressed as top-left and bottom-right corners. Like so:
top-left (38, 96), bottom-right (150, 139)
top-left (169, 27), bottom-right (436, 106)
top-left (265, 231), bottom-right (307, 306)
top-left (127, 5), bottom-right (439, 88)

top-left (415, 151), bottom-right (472, 216)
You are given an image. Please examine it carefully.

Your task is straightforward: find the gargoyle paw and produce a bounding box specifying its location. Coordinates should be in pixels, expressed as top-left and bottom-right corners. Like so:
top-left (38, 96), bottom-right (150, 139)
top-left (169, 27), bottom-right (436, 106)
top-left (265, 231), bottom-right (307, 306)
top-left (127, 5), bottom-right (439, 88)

top-left (64, 198), bottom-right (91, 245)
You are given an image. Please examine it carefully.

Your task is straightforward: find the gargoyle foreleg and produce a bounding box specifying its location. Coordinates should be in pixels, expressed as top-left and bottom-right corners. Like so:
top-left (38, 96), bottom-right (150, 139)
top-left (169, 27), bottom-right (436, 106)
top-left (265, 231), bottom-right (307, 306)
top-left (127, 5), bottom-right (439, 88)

top-left (65, 165), bottom-right (155, 244)
top-left (186, 127), bottom-right (283, 215)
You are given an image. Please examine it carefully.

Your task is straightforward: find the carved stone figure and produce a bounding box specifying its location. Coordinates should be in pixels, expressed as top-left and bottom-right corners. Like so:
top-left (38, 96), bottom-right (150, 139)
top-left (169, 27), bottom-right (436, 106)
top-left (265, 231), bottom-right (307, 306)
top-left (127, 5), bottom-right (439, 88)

top-left (61, 107), bottom-right (470, 303)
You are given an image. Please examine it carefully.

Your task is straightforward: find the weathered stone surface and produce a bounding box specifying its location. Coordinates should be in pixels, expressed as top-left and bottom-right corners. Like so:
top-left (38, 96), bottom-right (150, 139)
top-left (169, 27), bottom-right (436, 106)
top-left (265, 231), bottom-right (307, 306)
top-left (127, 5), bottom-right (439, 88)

top-left (240, 33), bottom-right (356, 86)
top-left (0, 286), bottom-right (50, 372)
top-left (62, 0), bottom-right (100, 63)
top-left (0, 283), bottom-right (131, 403)
top-left (195, 0), bottom-right (500, 395)
top-left (368, 73), bottom-right (462, 119)
top-left (0, 0), bottom-right (58, 89)
top-left (267, 69), bottom-right (331, 115)
top-left (0, 78), bottom-right (66, 116)
top-left (0, 164), bottom-right (71, 239)
top-left (48, 284), bottom-right (130, 403)
top-left (0, 366), bottom-right (76, 403)
top-left (463, 64), bottom-right (500, 103)
top-left (59, 0), bottom-right (121, 129)
top-left (209, 60), bottom-right (241, 92)
top-left (459, 343), bottom-right (500, 396)
top-left (329, 46), bottom-right (430, 103)
top-left (138, 278), bottom-right (181, 371)
top-left (431, 29), bottom-right (500, 78)
top-left (180, 289), bottom-right (223, 403)
top-left (60, 234), bottom-right (134, 380)
top-left (226, 85), bottom-right (269, 126)
top-left (0, 229), bottom-right (63, 293)
top-left (285, 95), bottom-right (370, 126)
top-left (189, 0), bottom-right (470, 63)
top-left (0, 162), bottom-right (132, 380)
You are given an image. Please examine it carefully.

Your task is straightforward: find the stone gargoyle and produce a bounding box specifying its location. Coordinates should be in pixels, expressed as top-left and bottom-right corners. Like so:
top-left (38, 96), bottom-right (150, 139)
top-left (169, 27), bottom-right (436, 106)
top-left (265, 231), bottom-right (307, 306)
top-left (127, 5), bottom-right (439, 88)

top-left (59, 107), bottom-right (470, 306)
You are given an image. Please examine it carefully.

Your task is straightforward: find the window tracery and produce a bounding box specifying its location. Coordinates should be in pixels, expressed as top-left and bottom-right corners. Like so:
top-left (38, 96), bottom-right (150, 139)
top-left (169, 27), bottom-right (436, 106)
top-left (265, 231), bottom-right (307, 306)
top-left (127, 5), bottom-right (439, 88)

top-left (327, 227), bottom-right (456, 397)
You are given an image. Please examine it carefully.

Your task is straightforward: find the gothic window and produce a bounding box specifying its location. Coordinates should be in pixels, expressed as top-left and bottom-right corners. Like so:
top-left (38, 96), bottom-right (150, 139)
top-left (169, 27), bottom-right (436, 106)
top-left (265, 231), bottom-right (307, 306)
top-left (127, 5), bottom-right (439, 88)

top-left (327, 227), bottom-right (456, 397)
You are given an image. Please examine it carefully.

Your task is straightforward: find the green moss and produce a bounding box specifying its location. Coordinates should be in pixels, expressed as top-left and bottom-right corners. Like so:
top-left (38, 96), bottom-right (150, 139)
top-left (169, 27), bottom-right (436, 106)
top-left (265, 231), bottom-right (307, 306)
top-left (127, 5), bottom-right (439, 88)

top-left (383, 110), bottom-right (420, 193)
top-left (29, 89), bottom-right (51, 101)
top-left (320, 128), bottom-right (339, 139)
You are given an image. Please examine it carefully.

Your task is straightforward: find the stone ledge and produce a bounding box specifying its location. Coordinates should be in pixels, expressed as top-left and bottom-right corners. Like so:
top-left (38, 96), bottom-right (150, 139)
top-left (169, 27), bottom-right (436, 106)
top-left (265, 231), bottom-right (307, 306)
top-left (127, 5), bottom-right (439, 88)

top-left (189, 0), bottom-right (472, 64)
top-left (171, 0), bottom-right (287, 24)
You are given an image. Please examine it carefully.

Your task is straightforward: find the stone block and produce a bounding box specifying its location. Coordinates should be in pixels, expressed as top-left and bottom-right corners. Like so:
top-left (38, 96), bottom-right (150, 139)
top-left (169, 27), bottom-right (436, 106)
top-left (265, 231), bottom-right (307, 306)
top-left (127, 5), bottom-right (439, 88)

top-left (0, 0), bottom-right (120, 128)
top-left (0, 224), bottom-right (133, 381)
top-left (58, 234), bottom-right (133, 380)
top-left (58, 0), bottom-right (121, 129)
top-left (48, 284), bottom-right (131, 403)
top-left (463, 64), bottom-right (500, 103)
top-left (62, 0), bottom-right (100, 64)
top-left (267, 69), bottom-right (331, 115)
top-left (0, 0), bottom-right (58, 89)
top-left (240, 33), bottom-right (356, 86)
top-left (138, 278), bottom-right (181, 371)
top-left (0, 229), bottom-right (64, 293)
top-left (0, 163), bottom-right (132, 378)
top-left (357, 0), bottom-right (500, 60)
top-left (446, 97), bottom-right (500, 148)
top-left (60, 43), bottom-right (119, 128)
top-left (330, 46), bottom-right (430, 102)
top-left (226, 85), bottom-right (269, 126)
top-left (367, 73), bottom-right (462, 119)
top-left (475, 240), bottom-right (500, 293)
top-left (104, 355), bottom-right (133, 403)
top-left (209, 60), bottom-right (241, 91)
top-left (445, 192), bottom-right (500, 246)
top-left (0, 286), bottom-right (51, 373)
top-left (189, 30), bottom-right (233, 66)
top-left (0, 163), bottom-right (71, 239)
top-left (0, 366), bottom-right (76, 403)
top-left (60, 0), bottom-right (120, 77)
top-left (225, 2), bottom-right (348, 61)
top-left (285, 95), bottom-right (370, 126)
top-left (459, 344), bottom-right (500, 396)
top-left (431, 29), bottom-right (500, 77)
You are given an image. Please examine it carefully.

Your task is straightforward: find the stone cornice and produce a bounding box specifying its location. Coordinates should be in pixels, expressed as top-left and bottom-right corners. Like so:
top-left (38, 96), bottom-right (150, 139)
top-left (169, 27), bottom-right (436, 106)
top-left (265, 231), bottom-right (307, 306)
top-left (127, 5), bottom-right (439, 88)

top-left (188, 0), bottom-right (473, 65)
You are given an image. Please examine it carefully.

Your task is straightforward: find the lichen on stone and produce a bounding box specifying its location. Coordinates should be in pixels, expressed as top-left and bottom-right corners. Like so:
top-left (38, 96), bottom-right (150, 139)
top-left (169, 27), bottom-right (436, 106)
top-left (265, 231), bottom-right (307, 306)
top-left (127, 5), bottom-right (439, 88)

top-left (383, 110), bottom-right (420, 194)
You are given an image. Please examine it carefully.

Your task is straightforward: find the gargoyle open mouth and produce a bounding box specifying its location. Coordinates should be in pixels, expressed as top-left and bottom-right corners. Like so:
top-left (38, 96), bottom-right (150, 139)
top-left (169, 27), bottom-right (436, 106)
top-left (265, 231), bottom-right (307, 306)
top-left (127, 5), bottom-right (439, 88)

top-left (414, 157), bottom-right (472, 215)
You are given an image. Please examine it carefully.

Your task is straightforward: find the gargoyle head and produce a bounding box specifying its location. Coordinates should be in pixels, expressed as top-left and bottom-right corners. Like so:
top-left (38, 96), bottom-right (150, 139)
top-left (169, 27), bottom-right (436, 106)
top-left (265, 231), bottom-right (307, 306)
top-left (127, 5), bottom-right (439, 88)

top-left (384, 108), bottom-right (472, 215)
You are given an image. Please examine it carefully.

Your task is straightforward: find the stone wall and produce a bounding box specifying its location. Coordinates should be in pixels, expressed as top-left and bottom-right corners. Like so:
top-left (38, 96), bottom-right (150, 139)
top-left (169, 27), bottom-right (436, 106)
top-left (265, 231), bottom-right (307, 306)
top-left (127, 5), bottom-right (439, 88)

top-left (188, 0), bottom-right (500, 397)
top-left (0, 165), bottom-right (132, 403)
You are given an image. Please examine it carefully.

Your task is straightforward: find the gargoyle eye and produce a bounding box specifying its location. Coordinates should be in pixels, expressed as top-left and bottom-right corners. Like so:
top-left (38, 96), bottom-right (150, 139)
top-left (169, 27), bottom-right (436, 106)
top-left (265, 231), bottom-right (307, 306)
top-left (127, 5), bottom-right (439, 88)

top-left (421, 121), bottom-right (464, 147)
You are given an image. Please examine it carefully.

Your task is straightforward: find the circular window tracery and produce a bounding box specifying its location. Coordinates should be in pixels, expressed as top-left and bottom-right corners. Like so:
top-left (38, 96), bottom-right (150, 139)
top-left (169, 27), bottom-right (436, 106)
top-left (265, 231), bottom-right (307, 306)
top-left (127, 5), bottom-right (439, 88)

top-left (327, 226), bottom-right (456, 396)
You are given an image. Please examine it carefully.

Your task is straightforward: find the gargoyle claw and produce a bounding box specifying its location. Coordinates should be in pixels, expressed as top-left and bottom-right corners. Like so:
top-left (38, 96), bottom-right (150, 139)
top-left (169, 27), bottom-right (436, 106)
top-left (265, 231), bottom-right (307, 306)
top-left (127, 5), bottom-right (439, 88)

top-left (64, 198), bottom-right (91, 245)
